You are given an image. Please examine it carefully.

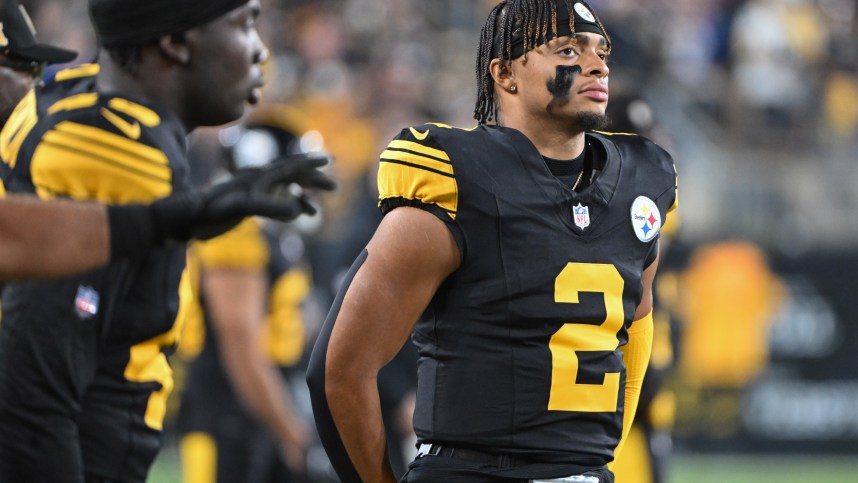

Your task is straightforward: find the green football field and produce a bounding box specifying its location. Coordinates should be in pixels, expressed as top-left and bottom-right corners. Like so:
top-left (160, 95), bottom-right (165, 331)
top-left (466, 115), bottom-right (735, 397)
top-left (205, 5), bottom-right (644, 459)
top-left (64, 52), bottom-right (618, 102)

top-left (147, 449), bottom-right (857, 482)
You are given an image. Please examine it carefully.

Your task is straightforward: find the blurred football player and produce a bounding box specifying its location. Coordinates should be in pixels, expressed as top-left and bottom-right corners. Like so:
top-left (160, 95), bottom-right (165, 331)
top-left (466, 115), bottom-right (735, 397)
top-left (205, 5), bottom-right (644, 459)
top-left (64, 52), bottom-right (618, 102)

top-left (176, 105), bottom-right (321, 483)
top-left (0, 1), bottom-right (328, 482)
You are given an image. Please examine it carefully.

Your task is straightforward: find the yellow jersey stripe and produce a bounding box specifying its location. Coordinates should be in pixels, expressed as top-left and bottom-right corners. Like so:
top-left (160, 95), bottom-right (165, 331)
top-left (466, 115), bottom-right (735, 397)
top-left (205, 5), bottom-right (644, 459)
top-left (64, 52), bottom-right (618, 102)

top-left (54, 121), bottom-right (168, 165)
top-left (42, 129), bottom-right (171, 181)
top-left (380, 150), bottom-right (453, 176)
top-left (387, 139), bottom-right (450, 161)
top-left (31, 143), bottom-right (172, 203)
top-left (108, 98), bottom-right (161, 127)
top-left (47, 93), bottom-right (99, 115)
top-left (54, 63), bottom-right (99, 82)
top-left (0, 90), bottom-right (38, 168)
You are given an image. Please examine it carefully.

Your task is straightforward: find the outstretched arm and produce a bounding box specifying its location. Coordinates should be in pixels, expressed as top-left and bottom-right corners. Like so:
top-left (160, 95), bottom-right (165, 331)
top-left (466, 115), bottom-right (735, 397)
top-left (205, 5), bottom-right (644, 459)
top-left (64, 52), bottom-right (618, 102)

top-left (0, 196), bottom-right (110, 280)
top-left (0, 155), bottom-right (334, 281)
top-left (307, 207), bottom-right (459, 483)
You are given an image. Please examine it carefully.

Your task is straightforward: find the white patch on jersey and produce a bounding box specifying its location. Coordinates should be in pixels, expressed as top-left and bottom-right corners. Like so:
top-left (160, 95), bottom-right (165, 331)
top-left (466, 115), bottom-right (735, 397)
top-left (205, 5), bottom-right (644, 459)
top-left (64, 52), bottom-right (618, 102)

top-left (573, 202), bottom-right (590, 230)
top-left (74, 285), bottom-right (100, 319)
top-left (630, 196), bottom-right (661, 242)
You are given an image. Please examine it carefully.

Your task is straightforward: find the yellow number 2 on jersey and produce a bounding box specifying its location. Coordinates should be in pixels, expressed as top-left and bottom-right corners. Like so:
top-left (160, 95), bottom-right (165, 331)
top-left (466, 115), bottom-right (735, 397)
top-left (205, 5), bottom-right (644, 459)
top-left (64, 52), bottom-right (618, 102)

top-left (548, 262), bottom-right (625, 412)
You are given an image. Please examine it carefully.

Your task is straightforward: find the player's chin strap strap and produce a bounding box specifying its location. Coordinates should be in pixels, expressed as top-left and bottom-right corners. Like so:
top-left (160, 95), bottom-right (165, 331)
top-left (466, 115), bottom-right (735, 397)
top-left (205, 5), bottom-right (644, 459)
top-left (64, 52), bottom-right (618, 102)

top-left (609, 309), bottom-right (654, 468)
top-left (306, 249), bottom-right (368, 483)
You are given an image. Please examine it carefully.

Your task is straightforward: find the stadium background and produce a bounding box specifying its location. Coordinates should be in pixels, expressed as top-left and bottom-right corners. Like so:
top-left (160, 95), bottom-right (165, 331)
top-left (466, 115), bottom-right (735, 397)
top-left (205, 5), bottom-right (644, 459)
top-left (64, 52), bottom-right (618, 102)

top-left (20, 0), bottom-right (858, 480)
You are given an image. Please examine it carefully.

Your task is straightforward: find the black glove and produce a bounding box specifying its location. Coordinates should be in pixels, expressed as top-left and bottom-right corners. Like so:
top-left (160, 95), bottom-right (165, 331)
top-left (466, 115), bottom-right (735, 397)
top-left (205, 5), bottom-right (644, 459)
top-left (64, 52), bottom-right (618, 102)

top-left (107, 154), bottom-right (335, 260)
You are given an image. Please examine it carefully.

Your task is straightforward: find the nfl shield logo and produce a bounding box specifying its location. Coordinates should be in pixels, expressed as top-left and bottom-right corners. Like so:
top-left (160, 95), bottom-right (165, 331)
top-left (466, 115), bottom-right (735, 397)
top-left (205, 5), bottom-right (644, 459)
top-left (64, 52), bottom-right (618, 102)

top-left (573, 203), bottom-right (590, 229)
top-left (74, 285), bottom-right (99, 319)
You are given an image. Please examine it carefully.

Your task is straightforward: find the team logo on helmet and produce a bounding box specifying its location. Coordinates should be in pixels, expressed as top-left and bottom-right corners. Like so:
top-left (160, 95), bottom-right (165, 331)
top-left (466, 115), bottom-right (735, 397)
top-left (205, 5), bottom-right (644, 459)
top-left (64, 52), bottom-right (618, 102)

top-left (574, 3), bottom-right (596, 23)
top-left (630, 196), bottom-right (660, 242)
top-left (573, 203), bottom-right (590, 230)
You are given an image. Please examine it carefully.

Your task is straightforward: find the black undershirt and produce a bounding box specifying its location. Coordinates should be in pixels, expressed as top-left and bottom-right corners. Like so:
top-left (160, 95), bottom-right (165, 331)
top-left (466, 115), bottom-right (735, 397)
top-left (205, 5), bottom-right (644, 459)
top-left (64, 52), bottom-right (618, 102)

top-left (543, 142), bottom-right (592, 192)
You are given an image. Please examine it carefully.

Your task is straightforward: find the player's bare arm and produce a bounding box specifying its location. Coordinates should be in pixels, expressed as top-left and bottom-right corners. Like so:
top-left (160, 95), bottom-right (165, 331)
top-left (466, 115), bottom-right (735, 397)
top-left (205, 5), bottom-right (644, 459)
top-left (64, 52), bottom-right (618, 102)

top-left (203, 265), bottom-right (310, 471)
top-left (316, 206), bottom-right (459, 482)
top-left (0, 196), bottom-right (109, 280)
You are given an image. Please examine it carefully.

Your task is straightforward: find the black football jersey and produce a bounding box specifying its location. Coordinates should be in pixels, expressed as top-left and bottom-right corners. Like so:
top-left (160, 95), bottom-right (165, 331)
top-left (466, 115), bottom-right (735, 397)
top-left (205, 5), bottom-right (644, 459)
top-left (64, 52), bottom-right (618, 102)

top-left (0, 63), bottom-right (190, 344)
top-left (377, 123), bottom-right (677, 467)
top-left (0, 63), bottom-right (190, 481)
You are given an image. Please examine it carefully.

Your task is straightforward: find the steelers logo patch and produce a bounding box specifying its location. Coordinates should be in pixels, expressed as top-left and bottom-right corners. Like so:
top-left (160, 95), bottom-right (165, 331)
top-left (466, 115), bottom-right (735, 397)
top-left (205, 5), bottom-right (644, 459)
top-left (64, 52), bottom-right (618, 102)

top-left (574, 3), bottom-right (596, 23)
top-left (630, 196), bottom-right (661, 242)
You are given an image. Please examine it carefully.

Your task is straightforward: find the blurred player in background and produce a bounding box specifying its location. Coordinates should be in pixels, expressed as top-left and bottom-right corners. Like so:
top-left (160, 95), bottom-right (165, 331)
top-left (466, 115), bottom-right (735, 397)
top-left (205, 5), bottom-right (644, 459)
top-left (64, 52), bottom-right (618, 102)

top-left (307, 1), bottom-right (678, 482)
top-left (607, 92), bottom-right (678, 483)
top-left (0, 1), bottom-right (328, 482)
top-left (176, 105), bottom-right (321, 483)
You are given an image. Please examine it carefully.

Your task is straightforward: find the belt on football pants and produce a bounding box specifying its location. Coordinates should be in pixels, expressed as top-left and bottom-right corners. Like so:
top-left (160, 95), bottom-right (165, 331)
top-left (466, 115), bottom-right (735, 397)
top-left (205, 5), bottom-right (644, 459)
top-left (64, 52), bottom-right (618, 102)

top-left (416, 443), bottom-right (535, 468)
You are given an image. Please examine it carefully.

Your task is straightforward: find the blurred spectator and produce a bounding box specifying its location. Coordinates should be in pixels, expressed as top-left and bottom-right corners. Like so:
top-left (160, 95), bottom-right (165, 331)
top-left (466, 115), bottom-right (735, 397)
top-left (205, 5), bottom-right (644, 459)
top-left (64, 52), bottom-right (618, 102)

top-left (729, 0), bottom-right (828, 145)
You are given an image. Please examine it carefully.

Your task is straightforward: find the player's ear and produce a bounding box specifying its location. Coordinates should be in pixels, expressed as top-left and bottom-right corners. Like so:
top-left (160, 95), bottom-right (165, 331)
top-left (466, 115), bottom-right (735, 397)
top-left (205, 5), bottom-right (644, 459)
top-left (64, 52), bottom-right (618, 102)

top-left (490, 58), bottom-right (516, 93)
top-left (158, 33), bottom-right (190, 65)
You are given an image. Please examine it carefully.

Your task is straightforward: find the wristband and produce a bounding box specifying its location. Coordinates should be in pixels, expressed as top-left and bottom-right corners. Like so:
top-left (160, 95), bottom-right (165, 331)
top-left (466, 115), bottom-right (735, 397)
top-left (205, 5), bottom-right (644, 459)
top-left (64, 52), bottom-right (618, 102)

top-left (106, 204), bottom-right (158, 261)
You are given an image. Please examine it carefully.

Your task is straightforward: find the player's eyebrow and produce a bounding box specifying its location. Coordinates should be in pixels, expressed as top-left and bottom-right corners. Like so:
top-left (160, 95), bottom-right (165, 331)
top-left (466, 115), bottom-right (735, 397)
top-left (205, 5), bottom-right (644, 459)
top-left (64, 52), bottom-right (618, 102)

top-left (574, 33), bottom-right (608, 48)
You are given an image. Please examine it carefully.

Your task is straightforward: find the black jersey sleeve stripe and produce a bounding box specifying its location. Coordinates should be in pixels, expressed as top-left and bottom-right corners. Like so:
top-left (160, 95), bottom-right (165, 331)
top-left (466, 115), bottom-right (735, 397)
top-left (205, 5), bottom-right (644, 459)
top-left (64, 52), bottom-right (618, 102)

top-left (378, 158), bottom-right (455, 179)
top-left (307, 249), bottom-right (368, 483)
top-left (380, 147), bottom-right (453, 174)
top-left (383, 147), bottom-right (452, 165)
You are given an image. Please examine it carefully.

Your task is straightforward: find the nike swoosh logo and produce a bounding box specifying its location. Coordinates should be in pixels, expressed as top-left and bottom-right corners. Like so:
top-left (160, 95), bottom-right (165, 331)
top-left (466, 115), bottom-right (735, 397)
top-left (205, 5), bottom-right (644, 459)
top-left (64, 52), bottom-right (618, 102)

top-left (101, 107), bottom-right (141, 140)
top-left (409, 127), bottom-right (430, 141)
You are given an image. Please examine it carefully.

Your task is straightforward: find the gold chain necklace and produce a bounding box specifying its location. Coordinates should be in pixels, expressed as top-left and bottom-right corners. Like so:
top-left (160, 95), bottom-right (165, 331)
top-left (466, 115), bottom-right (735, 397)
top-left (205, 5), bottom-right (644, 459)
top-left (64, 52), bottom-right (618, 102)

top-left (571, 169), bottom-right (584, 191)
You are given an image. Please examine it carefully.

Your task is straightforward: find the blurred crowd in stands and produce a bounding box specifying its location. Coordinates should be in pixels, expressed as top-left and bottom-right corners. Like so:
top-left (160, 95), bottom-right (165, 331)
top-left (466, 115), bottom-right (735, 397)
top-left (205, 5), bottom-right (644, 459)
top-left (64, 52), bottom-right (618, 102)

top-left (25, 0), bottom-right (858, 252)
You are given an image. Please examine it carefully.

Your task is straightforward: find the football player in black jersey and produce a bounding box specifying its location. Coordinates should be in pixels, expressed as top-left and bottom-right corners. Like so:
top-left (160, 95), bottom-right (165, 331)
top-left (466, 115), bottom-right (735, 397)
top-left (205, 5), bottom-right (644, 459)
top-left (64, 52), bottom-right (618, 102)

top-left (0, 1), bottom-right (331, 482)
top-left (307, 1), bottom-right (677, 482)
top-left (0, 1), bottom-right (331, 283)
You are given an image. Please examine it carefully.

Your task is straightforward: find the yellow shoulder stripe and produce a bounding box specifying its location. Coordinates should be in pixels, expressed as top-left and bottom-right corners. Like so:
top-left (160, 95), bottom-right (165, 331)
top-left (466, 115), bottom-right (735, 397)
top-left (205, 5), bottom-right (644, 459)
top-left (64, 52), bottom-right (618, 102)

top-left (54, 121), bottom-right (168, 166)
top-left (41, 128), bottom-right (171, 182)
top-left (0, 90), bottom-right (38, 168)
top-left (31, 121), bottom-right (172, 203)
top-left (47, 93), bottom-right (99, 115)
top-left (54, 63), bottom-right (99, 82)
top-left (31, 138), bottom-right (172, 203)
top-left (108, 98), bottom-right (161, 127)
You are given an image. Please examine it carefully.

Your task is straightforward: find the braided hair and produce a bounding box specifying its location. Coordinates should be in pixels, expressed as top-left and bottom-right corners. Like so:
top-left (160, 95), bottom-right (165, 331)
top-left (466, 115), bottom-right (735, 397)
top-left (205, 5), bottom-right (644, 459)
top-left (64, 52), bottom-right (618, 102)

top-left (473, 0), bottom-right (610, 124)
